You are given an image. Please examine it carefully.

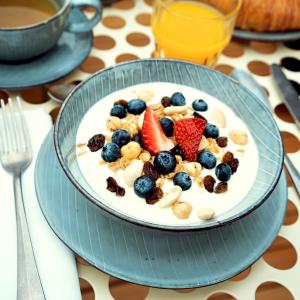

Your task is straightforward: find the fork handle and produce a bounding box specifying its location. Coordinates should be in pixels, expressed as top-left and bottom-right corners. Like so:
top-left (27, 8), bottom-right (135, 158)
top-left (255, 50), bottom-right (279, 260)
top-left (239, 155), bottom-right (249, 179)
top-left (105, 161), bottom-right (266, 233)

top-left (14, 176), bottom-right (46, 300)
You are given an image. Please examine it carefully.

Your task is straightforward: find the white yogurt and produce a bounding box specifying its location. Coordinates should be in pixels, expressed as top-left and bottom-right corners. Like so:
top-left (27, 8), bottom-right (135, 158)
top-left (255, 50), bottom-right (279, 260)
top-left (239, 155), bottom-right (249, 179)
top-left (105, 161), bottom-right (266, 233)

top-left (76, 82), bottom-right (258, 226)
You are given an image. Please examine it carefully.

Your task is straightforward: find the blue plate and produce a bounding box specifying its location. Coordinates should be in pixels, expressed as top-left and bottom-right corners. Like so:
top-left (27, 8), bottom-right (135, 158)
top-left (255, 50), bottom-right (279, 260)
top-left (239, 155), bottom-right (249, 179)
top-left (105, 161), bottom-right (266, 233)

top-left (0, 10), bottom-right (93, 90)
top-left (54, 59), bottom-right (283, 231)
top-left (35, 130), bottom-right (287, 288)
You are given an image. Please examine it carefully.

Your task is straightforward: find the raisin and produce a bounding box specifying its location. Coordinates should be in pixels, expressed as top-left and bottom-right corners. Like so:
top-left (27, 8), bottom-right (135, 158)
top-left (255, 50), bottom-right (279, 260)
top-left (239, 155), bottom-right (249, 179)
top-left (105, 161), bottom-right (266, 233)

top-left (161, 96), bottom-right (171, 107)
top-left (87, 134), bottom-right (105, 152)
top-left (171, 145), bottom-right (185, 160)
top-left (143, 161), bottom-right (160, 180)
top-left (215, 182), bottom-right (228, 194)
top-left (146, 187), bottom-right (163, 205)
top-left (228, 158), bottom-right (239, 173)
top-left (204, 175), bottom-right (216, 193)
top-left (193, 111), bottom-right (207, 121)
top-left (222, 151), bottom-right (234, 164)
top-left (114, 99), bottom-right (128, 108)
top-left (216, 136), bottom-right (228, 148)
top-left (106, 177), bottom-right (125, 197)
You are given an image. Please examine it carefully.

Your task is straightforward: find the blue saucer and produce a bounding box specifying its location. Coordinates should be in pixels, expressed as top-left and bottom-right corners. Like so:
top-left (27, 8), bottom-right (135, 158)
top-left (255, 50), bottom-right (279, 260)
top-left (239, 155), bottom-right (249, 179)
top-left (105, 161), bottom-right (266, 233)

top-left (35, 129), bottom-right (288, 288)
top-left (0, 12), bottom-right (93, 90)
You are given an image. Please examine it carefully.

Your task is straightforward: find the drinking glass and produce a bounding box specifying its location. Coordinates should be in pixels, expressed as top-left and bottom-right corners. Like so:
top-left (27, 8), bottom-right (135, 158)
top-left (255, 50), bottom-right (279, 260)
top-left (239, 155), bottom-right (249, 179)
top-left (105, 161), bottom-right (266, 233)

top-left (152, 0), bottom-right (242, 66)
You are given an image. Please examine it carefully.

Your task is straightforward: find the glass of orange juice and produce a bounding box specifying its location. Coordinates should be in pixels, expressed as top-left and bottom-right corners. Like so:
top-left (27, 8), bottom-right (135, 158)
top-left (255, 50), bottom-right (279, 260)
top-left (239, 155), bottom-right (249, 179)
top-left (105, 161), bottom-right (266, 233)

top-left (152, 0), bottom-right (242, 66)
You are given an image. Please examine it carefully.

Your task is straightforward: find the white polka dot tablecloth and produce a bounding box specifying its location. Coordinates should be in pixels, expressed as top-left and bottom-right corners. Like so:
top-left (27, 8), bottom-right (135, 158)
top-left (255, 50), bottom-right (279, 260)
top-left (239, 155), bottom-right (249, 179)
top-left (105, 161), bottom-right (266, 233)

top-left (1, 1), bottom-right (300, 299)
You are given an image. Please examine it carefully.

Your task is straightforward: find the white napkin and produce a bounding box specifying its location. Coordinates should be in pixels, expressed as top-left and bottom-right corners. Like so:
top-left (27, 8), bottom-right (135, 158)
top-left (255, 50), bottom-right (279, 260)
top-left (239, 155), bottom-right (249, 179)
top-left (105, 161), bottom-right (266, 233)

top-left (0, 110), bottom-right (81, 300)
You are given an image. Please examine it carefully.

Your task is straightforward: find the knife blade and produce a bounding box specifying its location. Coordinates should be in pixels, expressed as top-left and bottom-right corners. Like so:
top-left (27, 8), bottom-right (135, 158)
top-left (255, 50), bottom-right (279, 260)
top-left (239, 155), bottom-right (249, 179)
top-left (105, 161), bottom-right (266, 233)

top-left (271, 63), bottom-right (300, 129)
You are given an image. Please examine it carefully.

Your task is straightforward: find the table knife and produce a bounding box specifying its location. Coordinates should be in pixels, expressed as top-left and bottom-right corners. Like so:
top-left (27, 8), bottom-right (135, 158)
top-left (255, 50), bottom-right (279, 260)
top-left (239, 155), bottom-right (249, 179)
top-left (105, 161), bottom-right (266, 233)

top-left (271, 63), bottom-right (300, 129)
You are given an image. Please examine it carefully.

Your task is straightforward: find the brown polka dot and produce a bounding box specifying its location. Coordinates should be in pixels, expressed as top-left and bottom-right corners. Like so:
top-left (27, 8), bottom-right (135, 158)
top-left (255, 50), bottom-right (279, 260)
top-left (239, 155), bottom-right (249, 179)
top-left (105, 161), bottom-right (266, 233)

top-left (76, 256), bottom-right (90, 266)
top-left (144, 0), bottom-right (153, 6)
top-left (263, 236), bottom-right (297, 269)
top-left (284, 165), bottom-right (294, 187)
top-left (262, 86), bottom-right (270, 97)
top-left (80, 278), bottom-right (95, 300)
top-left (136, 13), bottom-right (151, 26)
top-left (222, 42), bottom-right (244, 58)
top-left (126, 32), bottom-right (150, 47)
top-left (116, 53), bottom-right (139, 63)
top-left (70, 80), bottom-right (82, 86)
top-left (283, 200), bottom-right (298, 225)
top-left (229, 267), bottom-right (251, 281)
top-left (94, 35), bottom-right (116, 50)
top-left (102, 16), bottom-right (126, 29)
top-left (174, 288), bottom-right (196, 293)
top-left (248, 61), bottom-right (270, 76)
top-left (280, 131), bottom-right (300, 153)
top-left (207, 292), bottom-right (237, 300)
top-left (215, 64), bottom-right (234, 75)
top-left (250, 41), bottom-right (277, 54)
top-left (275, 104), bottom-right (294, 123)
top-left (81, 6), bottom-right (97, 14)
top-left (109, 277), bottom-right (149, 300)
top-left (80, 56), bottom-right (105, 73)
top-left (21, 86), bottom-right (49, 104)
top-left (256, 282), bottom-right (294, 300)
top-left (49, 106), bottom-right (61, 124)
top-left (0, 90), bottom-right (9, 104)
top-left (112, 0), bottom-right (134, 10)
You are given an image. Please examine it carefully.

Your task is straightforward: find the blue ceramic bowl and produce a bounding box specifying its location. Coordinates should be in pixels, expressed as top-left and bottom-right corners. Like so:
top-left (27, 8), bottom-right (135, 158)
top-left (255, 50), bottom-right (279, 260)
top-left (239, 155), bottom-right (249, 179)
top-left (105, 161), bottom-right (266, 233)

top-left (0, 0), bottom-right (101, 62)
top-left (54, 59), bottom-right (283, 231)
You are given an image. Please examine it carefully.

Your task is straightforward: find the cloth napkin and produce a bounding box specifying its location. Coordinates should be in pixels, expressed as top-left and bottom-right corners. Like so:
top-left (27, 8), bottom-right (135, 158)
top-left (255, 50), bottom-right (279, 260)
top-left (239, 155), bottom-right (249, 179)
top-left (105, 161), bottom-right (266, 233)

top-left (0, 110), bottom-right (81, 300)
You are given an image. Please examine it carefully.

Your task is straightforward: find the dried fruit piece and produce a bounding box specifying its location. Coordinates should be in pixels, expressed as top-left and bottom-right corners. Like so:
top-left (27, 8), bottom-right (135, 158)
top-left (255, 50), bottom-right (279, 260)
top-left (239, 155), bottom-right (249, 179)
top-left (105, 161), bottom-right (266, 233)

top-left (216, 136), bottom-right (228, 148)
top-left (215, 182), bottom-right (228, 194)
top-left (87, 134), bottom-right (105, 152)
top-left (203, 175), bottom-right (216, 193)
top-left (174, 118), bottom-right (206, 161)
top-left (222, 151), bottom-right (234, 164)
top-left (228, 158), bottom-right (239, 173)
top-left (143, 161), bottom-right (160, 180)
top-left (161, 96), bottom-right (171, 107)
top-left (198, 208), bottom-right (215, 220)
top-left (146, 187), bottom-right (164, 205)
top-left (114, 99), bottom-right (128, 108)
top-left (106, 177), bottom-right (125, 196)
top-left (142, 107), bottom-right (174, 155)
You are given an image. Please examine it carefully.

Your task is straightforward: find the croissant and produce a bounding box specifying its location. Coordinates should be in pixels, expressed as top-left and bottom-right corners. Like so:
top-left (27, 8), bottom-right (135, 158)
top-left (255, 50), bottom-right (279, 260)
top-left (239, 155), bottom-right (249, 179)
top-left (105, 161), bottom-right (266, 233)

top-left (235, 0), bottom-right (300, 32)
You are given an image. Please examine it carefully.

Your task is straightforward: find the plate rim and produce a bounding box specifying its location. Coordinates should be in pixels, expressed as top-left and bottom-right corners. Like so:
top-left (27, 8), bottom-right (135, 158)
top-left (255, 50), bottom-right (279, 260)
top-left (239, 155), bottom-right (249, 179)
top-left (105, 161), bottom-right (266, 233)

top-left (35, 131), bottom-right (288, 288)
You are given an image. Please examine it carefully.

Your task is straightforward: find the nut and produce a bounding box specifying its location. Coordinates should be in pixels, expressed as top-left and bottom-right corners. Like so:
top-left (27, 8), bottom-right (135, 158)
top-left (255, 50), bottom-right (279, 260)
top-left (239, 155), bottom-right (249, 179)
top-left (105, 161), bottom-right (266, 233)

top-left (198, 208), bottom-right (215, 220)
top-left (106, 116), bottom-right (121, 131)
top-left (172, 113), bottom-right (185, 121)
top-left (123, 160), bottom-right (144, 187)
top-left (164, 106), bottom-right (187, 115)
top-left (136, 89), bottom-right (154, 102)
top-left (198, 136), bottom-right (209, 151)
top-left (158, 186), bottom-right (182, 208)
top-left (121, 122), bottom-right (139, 137)
top-left (121, 141), bottom-right (142, 160)
top-left (183, 162), bottom-right (202, 177)
top-left (195, 177), bottom-right (204, 188)
top-left (206, 138), bottom-right (219, 154)
top-left (229, 130), bottom-right (248, 145)
top-left (211, 109), bottom-right (226, 128)
top-left (172, 201), bottom-right (192, 219)
top-left (139, 151), bottom-right (151, 162)
top-left (156, 177), bottom-right (165, 188)
top-left (138, 112), bottom-right (145, 130)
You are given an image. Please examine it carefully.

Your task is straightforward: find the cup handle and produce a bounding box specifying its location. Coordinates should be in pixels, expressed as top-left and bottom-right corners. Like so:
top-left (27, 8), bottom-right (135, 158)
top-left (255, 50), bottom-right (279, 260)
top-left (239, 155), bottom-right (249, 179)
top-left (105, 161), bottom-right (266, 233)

top-left (67, 0), bottom-right (102, 33)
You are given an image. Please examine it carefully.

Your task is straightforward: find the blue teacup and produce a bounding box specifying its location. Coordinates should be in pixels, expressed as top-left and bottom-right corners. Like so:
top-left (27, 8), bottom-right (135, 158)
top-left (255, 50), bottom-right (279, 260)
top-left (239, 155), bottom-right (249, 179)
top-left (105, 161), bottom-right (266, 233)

top-left (0, 0), bottom-right (102, 62)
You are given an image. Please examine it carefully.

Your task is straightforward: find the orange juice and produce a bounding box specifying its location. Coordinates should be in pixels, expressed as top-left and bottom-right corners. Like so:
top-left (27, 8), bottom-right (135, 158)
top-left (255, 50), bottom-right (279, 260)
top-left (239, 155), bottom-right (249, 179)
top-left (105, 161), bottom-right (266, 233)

top-left (152, 1), bottom-right (231, 65)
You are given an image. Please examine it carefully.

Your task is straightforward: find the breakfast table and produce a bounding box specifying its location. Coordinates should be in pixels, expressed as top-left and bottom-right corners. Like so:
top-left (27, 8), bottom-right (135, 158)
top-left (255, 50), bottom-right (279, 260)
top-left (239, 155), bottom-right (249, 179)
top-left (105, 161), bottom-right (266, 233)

top-left (1, 0), bottom-right (300, 299)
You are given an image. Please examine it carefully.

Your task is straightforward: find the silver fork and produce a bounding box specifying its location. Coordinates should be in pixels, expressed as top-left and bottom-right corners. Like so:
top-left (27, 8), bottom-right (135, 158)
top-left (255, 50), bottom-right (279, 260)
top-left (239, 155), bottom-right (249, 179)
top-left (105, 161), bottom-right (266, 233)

top-left (0, 98), bottom-right (45, 300)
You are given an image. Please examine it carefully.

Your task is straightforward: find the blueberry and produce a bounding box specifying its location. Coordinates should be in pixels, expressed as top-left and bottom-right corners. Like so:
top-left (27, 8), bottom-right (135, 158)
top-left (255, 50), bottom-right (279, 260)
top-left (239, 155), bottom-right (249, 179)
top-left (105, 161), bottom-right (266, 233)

top-left (127, 99), bottom-right (147, 115)
top-left (171, 145), bottom-right (185, 160)
top-left (110, 104), bottom-right (126, 119)
top-left (197, 151), bottom-right (217, 169)
top-left (204, 123), bottom-right (219, 139)
top-left (171, 92), bottom-right (186, 106)
top-left (215, 163), bottom-right (232, 182)
top-left (192, 99), bottom-right (208, 111)
top-left (112, 129), bottom-right (131, 147)
top-left (154, 151), bottom-right (176, 175)
top-left (134, 175), bottom-right (156, 198)
top-left (101, 143), bottom-right (120, 162)
top-left (159, 117), bottom-right (174, 137)
top-left (173, 172), bottom-right (192, 191)
top-left (132, 132), bottom-right (144, 147)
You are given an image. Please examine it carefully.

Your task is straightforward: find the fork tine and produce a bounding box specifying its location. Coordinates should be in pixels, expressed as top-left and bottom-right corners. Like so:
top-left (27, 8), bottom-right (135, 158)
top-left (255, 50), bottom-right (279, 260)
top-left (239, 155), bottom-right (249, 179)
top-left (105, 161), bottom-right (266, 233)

top-left (8, 98), bottom-right (21, 151)
top-left (0, 99), bottom-right (8, 155)
top-left (16, 97), bottom-right (31, 152)
top-left (0, 99), bottom-right (13, 154)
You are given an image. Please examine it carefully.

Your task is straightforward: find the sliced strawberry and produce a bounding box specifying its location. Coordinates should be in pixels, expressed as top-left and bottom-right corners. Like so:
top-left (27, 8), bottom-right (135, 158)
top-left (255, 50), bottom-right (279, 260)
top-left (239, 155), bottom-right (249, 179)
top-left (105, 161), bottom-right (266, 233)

top-left (142, 107), bottom-right (174, 155)
top-left (174, 118), bottom-right (206, 161)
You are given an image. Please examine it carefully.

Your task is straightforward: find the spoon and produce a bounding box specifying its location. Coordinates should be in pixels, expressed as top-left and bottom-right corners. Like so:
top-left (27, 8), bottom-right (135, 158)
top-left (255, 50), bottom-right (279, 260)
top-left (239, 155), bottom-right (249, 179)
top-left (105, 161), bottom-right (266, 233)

top-left (46, 83), bottom-right (76, 103)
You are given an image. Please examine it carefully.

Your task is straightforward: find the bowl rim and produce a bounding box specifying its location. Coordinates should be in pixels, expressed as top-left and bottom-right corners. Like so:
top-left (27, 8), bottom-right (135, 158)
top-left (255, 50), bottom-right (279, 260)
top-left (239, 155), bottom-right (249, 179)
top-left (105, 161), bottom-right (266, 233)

top-left (54, 58), bottom-right (284, 232)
